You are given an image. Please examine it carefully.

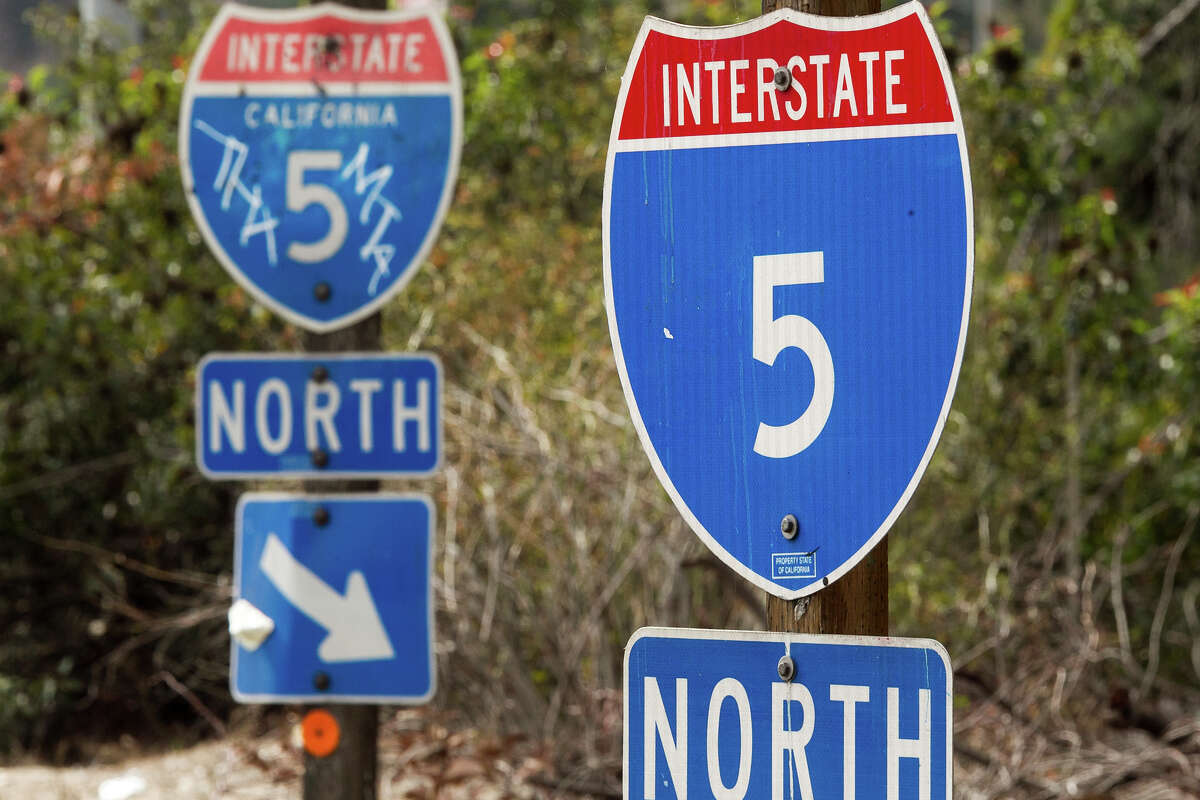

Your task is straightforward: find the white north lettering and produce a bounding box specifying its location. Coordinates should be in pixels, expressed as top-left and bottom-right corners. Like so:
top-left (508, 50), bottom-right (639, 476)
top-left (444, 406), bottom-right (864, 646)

top-left (887, 687), bottom-right (931, 800)
top-left (209, 379), bottom-right (245, 453)
top-left (772, 681), bottom-right (816, 800)
top-left (644, 677), bottom-right (688, 800)
top-left (392, 379), bottom-right (432, 452)
top-left (831, 684), bottom-right (870, 800)
top-left (207, 374), bottom-right (434, 458)
top-left (305, 381), bottom-right (342, 453)
top-left (349, 379), bottom-right (383, 452)
top-left (255, 378), bottom-right (292, 455)
top-left (707, 678), bottom-right (753, 800)
top-left (635, 677), bottom-right (940, 800)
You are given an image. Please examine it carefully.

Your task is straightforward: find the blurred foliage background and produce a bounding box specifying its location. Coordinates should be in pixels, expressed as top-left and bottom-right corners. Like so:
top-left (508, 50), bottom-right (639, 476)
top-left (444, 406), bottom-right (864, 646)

top-left (1, 0), bottom-right (1198, 793)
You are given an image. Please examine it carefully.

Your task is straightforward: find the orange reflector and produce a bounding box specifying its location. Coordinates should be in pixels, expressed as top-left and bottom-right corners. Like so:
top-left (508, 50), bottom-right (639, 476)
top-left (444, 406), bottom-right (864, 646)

top-left (301, 709), bottom-right (340, 758)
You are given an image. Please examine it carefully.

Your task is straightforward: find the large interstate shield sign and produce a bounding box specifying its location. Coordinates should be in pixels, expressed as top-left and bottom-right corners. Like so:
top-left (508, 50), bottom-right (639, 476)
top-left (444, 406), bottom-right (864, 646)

top-left (180, 4), bottom-right (461, 332)
top-left (604, 2), bottom-right (972, 598)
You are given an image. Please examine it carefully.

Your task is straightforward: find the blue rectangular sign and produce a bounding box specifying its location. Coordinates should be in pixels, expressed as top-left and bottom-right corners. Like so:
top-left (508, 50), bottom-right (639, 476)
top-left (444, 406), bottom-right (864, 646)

top-left (196, 352), bottom-right (440, 479)
top-left (625, 628), bottom-right (951, 800)
top-left (232, 493), bottom-right (434, 704)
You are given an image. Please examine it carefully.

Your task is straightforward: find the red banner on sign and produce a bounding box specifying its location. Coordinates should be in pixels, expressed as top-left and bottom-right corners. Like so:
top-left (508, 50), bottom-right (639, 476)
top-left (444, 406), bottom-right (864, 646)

top-left (197, 15), bottom-right (447, 84)
top-left (617, 10), bottom-right (952, 142)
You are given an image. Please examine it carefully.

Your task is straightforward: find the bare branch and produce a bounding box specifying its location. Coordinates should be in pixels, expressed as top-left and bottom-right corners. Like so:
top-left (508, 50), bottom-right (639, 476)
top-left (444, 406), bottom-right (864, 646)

top-left (1138, 0), bottom-right (1200, 58)
top-left (1139, 506), bottom-right (1199, 697)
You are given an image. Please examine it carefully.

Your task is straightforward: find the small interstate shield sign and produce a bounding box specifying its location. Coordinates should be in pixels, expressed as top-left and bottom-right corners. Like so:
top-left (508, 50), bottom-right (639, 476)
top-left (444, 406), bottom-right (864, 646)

top-left (180, 3), bottom-right (461, 332)
top-left (603, 2), bottom-right (972, 598)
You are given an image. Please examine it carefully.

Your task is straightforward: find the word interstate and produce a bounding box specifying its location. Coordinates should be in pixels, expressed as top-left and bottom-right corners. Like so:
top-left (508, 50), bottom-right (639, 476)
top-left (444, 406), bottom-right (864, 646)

top-left (661, 49), bottom-right (908, 128)
top-left (223, 31), bottom-right (427, 77)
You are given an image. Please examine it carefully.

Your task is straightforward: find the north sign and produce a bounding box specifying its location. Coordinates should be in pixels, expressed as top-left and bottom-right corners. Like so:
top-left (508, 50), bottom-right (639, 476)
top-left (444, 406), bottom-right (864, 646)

top-left (196, 352), bottom-right (441, 479)
top-left (180, 3), bottom-right (462, 332)
top-left (603, 3), bottom-right (972, 598)
top-left (232, 493), bottom-right (435, 704)
top-left (625, 628), bottom-right (952, 800)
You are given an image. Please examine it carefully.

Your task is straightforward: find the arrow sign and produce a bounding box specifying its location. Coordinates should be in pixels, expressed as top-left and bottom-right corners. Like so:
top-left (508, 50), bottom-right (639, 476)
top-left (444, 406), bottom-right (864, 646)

top-left (232, 492), bottom-right (434, 704)
top-left (260, 532), bottom-right (394, 662)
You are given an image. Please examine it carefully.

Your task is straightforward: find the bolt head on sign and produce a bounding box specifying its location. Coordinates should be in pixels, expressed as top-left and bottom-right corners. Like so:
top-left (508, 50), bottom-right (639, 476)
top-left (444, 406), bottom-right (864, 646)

top-left (179, 3), bottom-right (462, 333)
top-left (603, 2), bottom-right (973, 598)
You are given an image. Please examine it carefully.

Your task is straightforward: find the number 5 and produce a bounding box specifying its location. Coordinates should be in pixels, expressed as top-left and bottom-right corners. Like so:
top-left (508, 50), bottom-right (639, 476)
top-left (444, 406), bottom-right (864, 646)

top-left (752, 252), bottom-right (834, 458)
top-left (286, 151), bottom-right (349, 264)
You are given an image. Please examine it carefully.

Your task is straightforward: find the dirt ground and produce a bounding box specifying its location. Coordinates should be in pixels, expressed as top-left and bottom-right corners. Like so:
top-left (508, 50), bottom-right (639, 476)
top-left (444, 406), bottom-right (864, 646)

top-left (0, 710), bottom-right (594, 800)
top-left (4, 704), bottom-right (1198, 800)
top-left (0, 737), bottom-right (293, 800)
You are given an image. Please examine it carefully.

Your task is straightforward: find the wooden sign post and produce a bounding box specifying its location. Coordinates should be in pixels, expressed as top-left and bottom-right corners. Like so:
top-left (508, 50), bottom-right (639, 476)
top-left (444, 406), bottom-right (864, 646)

top-left (181, 0), bottom-right (454, 794)
top-left (301, 319), bottom-right (382, 800)
top-left (761, 0), bottom-right (888, 639)
top-left (300, 8), bottom-right (384, 800)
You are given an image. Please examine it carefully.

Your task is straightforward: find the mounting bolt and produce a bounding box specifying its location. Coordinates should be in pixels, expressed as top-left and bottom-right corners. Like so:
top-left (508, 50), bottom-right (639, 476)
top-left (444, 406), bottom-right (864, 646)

top-left (311, 365), bottom-right (329, 383)
top-left (311, 449), bottom-right (329, 468)
top-left (777, 655), bottom-right (795, 682)
top-left (773, 67), bottom-right (792, 92)
top-left (312, 506), bottom-right (330, 527)
top-left (313, 672), bottom-right (331, 691)
top-left (780, 514), bottom-right (799, 540)
top-left (313, 282), bottom-right (332, 302)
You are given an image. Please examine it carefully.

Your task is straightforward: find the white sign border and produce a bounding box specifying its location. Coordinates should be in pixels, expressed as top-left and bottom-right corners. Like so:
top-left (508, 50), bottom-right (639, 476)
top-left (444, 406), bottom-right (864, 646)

top-left (601, 1), bottom-right (975, 599)
top-left (178, 2), bottom-right (463, 333)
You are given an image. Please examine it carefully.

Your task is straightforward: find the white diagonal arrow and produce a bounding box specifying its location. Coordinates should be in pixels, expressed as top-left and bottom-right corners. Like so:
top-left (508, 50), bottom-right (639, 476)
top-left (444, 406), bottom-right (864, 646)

top-left (259, 532), bottom-right (395, 663)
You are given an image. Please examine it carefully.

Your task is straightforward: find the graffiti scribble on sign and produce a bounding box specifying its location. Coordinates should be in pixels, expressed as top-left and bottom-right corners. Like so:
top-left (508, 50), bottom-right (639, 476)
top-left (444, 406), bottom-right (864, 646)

top-left (340, 143), bottom-right (403, 296)
top-left (193, 120), bottom-right (280, 265)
